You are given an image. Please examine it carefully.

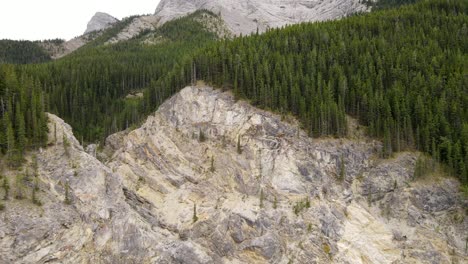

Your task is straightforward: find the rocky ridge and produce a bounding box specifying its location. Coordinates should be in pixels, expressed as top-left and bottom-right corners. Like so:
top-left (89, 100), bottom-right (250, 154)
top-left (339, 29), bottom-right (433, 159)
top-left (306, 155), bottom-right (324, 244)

top-left (0, 86), bottom-right (466, 263)
top-left (154, 0), bottom-right (368, 35)
top-left (104, 0), bottom-right (369, 46)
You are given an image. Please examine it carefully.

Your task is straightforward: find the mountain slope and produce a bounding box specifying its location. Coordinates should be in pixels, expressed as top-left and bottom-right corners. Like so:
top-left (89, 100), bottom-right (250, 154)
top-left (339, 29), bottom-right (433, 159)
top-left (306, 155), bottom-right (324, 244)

top-left (0, 86), bottom-right (466, 263)
top-left (147, 0), bottom-right (468, 184)
top-left (154, 0), bottom-right (368, 35)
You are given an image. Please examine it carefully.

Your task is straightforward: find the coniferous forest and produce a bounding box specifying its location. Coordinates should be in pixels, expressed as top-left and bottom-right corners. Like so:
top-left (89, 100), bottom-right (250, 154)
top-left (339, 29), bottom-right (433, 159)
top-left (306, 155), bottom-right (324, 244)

top-left (0, 40), bottom-right (51, 64)
top-left (0, 0), bottom-right (467, 187)
top-left (0, 65), bottom-right (48, 166)
top-left (147, 0), bottom-right (468, 184)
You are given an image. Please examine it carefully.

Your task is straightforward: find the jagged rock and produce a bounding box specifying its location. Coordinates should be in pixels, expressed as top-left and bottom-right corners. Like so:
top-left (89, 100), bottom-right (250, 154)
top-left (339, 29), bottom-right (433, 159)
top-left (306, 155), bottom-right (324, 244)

top-left (0, 87), bottom-right (466, 263)
top-left (84, 12), bottom-right (119, 34)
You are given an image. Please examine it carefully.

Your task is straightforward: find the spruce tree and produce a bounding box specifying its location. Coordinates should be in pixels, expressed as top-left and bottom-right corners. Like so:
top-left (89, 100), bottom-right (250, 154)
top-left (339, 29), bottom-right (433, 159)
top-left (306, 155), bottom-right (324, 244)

top-left (3, 176), bottom-right (9, 200)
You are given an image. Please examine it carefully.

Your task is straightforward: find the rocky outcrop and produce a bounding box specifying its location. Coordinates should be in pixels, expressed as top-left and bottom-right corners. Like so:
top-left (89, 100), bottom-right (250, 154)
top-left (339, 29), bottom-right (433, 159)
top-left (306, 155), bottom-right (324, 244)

top-left (0, 86), bottom-right (466, 263)
top-left (85, 12), bottom-right (119, 34)
top-left (107, 86), bottom-right (467, 263)
top-left (154, 0), bottom-right (368, 35)
top-left (106, 15), bottom-right (160, 44)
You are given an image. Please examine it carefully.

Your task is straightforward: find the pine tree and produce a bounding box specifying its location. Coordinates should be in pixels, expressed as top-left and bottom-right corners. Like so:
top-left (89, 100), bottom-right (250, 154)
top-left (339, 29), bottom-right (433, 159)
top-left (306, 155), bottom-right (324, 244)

top-left (339, 155), bottom-right (346, 181)
top-left (210, 156), bottom-right (215, 172)
top-left (3, 176), bottom-right (9, 200)
top-left (6, 121), bottom-right (15, 164)
top-left (64, 179), bottom-right (71, 205)
top-left (63, 134), bottom-right (70, 156)
top-left (15, 105), bottom-right (26, 154)
top-left (237, 135), bottom-right (242, 154)
top-left (260, 189), bottom-right (264, 208)
top-left (32, 183), bottom-right (41, 206)
top-left (192, 203), bottom-right (198, 223)
top-left (198, 128), bottom-right (206, 142)
top-left (15, 174), bottom-right (24, 200)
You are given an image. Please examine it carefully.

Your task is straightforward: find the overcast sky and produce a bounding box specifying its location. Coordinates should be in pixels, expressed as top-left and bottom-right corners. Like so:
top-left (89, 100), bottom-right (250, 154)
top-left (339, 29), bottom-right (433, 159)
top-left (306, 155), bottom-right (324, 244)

top-left (0, 0), bottom-right (161, 41)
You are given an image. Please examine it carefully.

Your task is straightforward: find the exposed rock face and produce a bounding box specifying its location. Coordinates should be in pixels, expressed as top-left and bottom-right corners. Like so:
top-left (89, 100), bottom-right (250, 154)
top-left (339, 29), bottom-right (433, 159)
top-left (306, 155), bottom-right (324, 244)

top-left (85, 12), bottom-right (119, 34)
top-left (106, 15), bottom-right (161, 44)
top-left (154, 0), bottom-right (368, 35)
top-left (0, 87), bottom-right (466, 263)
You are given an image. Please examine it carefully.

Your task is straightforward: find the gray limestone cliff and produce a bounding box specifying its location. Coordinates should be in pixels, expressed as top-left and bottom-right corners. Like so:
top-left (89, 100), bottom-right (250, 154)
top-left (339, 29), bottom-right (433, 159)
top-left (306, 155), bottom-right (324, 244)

top-left (0, 86), bottom-right (466, 263)
top-left (84, 12), bottom-right (119, 34)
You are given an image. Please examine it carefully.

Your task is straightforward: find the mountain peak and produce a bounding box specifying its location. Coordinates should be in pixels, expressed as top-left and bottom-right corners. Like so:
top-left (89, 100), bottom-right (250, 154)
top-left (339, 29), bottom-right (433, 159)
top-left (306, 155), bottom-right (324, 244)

top-left (84, 12), bottom-right (119, 34)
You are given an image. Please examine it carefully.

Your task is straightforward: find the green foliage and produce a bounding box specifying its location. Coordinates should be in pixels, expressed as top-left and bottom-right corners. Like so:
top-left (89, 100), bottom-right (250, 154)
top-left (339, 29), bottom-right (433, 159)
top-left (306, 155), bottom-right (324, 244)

top-left (237, 135), bottom-right (242, 154)
top-left (413, 155), bottom-right (437, 179)
top-left (293, 197), bottom-right (311, 215)
top-left (323, 243), bottom-right (331, 256)
top-left (210, 156), bottom-right (215, 172)
top-left (63, 134), bottom-right (70, 156)
top-left (199, 129), bottom-right (206, 142)
top-left (193, 203), bottom-right (198, 223)
top-left (0, 65), bottom-right (48, 167)
top-left (32, 185), bottom-right (41, 206)
top-left (260, 189), bottom-right (264, 208)
top-left (146, 0), bottom-right (467, 184)
top-left (0, 40), bottom-right (51, 64)
top-left (365, 0), bottom-right (419, 10)
top-left (2, 176), bottom-right (9, 200)
top-left (15, 174), bottom-right (24, 200)
top-left (17, 10), bottom-right (219, 143)
top-left (338, 155), bottom-right (346, 181)
top-left (64, 180), bottom-right (71, 205)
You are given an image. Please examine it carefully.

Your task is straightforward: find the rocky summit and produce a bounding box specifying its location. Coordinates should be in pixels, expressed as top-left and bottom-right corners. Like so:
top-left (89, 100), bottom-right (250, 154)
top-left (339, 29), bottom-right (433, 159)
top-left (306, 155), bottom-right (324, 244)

top-left (84, 12), bottom-right (119, 34)
top-left (0, 86), bottom-right (466, 263)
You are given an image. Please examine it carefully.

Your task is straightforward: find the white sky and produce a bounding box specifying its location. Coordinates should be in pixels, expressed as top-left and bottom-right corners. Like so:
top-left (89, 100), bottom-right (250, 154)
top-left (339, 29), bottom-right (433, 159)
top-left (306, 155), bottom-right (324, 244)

top-left (0, 0), bottom-right (161, 41)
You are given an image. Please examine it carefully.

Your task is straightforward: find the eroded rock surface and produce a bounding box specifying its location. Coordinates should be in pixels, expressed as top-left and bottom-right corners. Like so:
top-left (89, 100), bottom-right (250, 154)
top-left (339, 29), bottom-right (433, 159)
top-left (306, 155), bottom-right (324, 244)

top-left (0, 86), bottom-right (466, 263)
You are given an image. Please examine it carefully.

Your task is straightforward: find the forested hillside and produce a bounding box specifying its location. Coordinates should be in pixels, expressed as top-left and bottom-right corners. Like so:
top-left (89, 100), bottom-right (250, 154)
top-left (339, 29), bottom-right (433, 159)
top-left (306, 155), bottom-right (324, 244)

top-left (365, 0), bottom-right (418, 10)
top-left (0, 40), bottom-right (51, 64)
top-left (145, 0), bottom-right (468, 184)
top-left (0, 1), bottom-right (466, 186)
top-left (21, 10), bottom-right (219, 141)
top-left (0, 65), bottom-right (48, 166)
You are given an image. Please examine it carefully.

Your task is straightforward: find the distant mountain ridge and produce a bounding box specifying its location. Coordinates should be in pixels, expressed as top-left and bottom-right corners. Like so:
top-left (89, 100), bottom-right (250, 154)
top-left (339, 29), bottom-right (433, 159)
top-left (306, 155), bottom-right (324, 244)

top-left (154, 0), bottom-right (368, 35)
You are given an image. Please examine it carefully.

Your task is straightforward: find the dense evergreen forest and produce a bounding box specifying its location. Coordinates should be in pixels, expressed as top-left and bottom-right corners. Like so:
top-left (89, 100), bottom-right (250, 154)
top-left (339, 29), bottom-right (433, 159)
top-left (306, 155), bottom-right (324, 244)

top-left (364, 0), bottom-right (419, 10)
top-left (0, 0), bottom-right (466, 187)
top-left (0, 65), bottom-right (48, 166)
top-left (146, 0), bottom-right (468, 184)
top-left (21, 10), bottom-right (219, 141)
top-left (0, 40), bottom-right (51, 64)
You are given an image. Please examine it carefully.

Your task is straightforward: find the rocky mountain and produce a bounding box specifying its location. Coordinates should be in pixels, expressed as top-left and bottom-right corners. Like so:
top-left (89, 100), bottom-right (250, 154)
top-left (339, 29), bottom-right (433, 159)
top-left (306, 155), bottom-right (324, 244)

top-left (1, 85), bottom-right (466, 263)
top-left (39, 12), bottom-right (119, 59)
top-left (39, 0), bottom-right (368, 59)
top-left (154, 0), bottom-right (368, 35)
top-left (84, 12), bottom-right (119, 34)
top-left (105, 0), bottom-right (369, 48)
